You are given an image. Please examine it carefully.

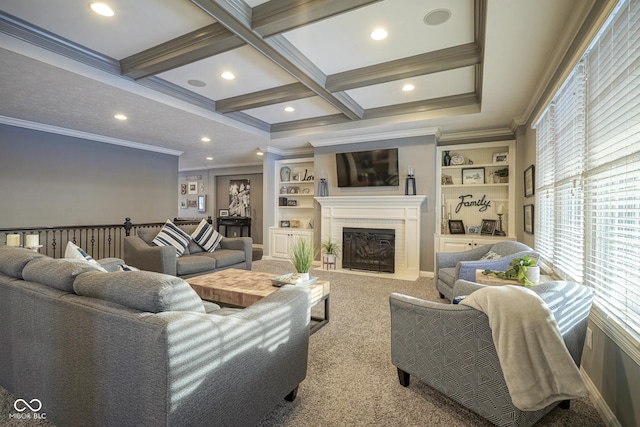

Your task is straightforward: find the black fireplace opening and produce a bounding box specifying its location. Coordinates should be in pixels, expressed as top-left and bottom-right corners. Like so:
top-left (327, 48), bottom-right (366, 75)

top-left (342, 227), bottom-right (395, 273)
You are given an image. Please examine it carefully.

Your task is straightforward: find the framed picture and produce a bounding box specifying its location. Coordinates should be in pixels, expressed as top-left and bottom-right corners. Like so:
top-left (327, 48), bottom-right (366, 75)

top-left (197, 195), bottom-right (206, 213)
top-left (493, 152), bottom-right (508, 163)
top-left (188, 182), bottom-right (198, 194)
top-left (292, 172), bottom-right (300, 181)
top-left (441, 175), bottom-right (453, 185)
top-left (179, 199), bottom-right (187, 209)
top-left (448, 219), bottom-right (465, 234)
top-left (290, 220), bottom-right (300, 228)
top-left (219, 209), bottom-right (229, 217)
top-left (466, 225), bottom-right (481, 235)
top-left (187, 199), bottom-right (197, 208)
top-left (280, 220), bottom-right (290, 228)
top-left (524, 164), bottom-right (535, 197)
top-left (462, 167), bottom-right (485, 184)
top-left (480, 219), bottom-right (497, 235)
top-left (524, 204), bottom-right (534, 234)
top-left (287, 199), bottom-right (298, 206)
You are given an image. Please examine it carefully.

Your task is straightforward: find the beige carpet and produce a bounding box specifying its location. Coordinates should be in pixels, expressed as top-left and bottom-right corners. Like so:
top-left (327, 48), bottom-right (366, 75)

top-left (0, 260), bottom-right (605, 426)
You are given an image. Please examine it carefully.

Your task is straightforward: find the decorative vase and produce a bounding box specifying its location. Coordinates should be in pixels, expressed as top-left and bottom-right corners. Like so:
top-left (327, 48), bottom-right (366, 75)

top-left (526, 266), bottom-right (540, 283)
top-left (326, 254), bottom-right (336, 263)
top-left (443, 151), bottom-right (451, 166)
top-left (298, 272), bottom-right (310, 281)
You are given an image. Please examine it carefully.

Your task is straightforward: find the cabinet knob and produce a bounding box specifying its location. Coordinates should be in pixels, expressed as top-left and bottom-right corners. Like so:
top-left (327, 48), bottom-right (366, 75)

top-left (468, 243), bottom-right (472, 246)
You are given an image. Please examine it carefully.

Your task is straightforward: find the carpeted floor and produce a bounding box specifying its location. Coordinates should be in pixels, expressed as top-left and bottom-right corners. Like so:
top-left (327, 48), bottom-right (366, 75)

top-left (0, 260), bottom-right (605, 426)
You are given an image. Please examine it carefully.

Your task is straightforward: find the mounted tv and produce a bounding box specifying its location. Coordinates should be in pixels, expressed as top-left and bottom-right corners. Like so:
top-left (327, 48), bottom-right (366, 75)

top-left (336, 148), bottom-right (399, 187)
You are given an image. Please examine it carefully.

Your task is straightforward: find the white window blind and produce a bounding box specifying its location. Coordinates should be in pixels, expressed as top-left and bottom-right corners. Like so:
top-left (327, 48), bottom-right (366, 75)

top-left (585, 0), bottom-right (640, 339)
top-left (534, 0), bottom-right (640, 344)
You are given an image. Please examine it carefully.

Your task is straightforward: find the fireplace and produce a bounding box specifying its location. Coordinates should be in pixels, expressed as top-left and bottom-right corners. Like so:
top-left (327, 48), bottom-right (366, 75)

top-left (342, 227), bottom-right (395, 273)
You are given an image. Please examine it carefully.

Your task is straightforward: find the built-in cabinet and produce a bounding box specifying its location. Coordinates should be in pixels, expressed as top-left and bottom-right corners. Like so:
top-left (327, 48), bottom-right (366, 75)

top-left (435, 141), bottom-right (516, 254)
top-left (269, 158), bottom-right (315, 259)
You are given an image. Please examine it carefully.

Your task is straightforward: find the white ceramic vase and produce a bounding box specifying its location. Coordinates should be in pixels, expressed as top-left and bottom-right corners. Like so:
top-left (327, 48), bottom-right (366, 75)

top-left (298, 272), bottom-right (310, 281)
top-left (527, 266), bottom-right (540, 283)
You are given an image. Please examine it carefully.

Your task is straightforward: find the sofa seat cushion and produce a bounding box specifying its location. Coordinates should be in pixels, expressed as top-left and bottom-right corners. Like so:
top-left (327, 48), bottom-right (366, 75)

top-left (438, 267), bottom-right (457, 287)
top-left (23, 257), bottom-right (107, 292)
top-left (176, 255), bottom-right (217, 276)
top-left (0, 247), bottom-right (46, 279)
top-left (73, 270), bottom-right (205, 313)
top-left (201, 249), bottom-right (246, 268)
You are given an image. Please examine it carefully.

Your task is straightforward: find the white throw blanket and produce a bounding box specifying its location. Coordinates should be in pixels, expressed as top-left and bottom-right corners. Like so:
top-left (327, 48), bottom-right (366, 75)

top-left (460, 285), bottom-right (588, 411)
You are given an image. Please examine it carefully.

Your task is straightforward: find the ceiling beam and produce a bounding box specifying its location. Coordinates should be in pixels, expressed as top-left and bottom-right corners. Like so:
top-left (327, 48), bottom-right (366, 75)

top-left (326, 43), bottom-right (482, 92)
top-left (216, 82), bottom-right (315, 113)
top-left (120, 22), bottom-right (244, 80)
top-left (191, 0), bottom-right (364, 120)
top-left (252, 0), bottom-right (382, 38)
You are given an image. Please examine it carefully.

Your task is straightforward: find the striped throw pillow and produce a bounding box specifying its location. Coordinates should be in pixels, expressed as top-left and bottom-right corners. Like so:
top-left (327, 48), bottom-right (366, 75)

top-left (191, 219), bottom-right (223, 252)
top-left (64, 241), bottom-right (107, 271)
top-left (152, 220), bottom-right (191, 257)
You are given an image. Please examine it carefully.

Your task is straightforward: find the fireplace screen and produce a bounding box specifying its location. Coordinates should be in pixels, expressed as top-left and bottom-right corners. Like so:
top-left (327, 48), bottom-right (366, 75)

top-left (342, 227), bottom-right (395, 273)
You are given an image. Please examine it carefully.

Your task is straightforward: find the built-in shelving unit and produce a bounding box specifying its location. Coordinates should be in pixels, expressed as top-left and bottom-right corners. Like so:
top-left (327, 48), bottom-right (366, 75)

top-left (270, 158), bottom-right (315, 260)
top-left (435, 140), bottom-right (516, 254)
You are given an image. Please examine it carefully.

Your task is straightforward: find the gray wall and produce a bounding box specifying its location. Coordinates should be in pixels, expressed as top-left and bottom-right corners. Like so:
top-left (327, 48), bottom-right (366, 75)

top-left (314, 135), bottom-right (436, 271)
top-left (0, 124), bottom-right (178, 228)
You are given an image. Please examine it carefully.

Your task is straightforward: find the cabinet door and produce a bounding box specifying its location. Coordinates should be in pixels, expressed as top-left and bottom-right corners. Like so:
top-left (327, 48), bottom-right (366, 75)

top-left (439, 239), bottom-right (472, 253)
top-left (272, 231), bottom-right (291, 258)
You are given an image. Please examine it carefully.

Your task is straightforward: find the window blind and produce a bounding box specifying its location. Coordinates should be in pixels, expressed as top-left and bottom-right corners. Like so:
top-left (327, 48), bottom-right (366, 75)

top-left (585, 0), bottom-right (640, 339)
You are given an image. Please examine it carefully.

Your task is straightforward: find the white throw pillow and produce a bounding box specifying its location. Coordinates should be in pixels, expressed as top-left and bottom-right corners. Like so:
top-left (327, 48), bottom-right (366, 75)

top-left (191, 219), bottom-right (223, 252)
top-left (152, 220), bottom-right (191, 257)
top-left (64, 241), bottom-right (107, 271)
top-left (480, 250), bottom-right (502, 260)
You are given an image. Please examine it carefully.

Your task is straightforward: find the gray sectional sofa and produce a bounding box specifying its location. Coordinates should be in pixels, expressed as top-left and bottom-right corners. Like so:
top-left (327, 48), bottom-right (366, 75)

top-left (124, 223), bottom-right (252, 278)
top-left (0, 247), bottom-right (310, 427)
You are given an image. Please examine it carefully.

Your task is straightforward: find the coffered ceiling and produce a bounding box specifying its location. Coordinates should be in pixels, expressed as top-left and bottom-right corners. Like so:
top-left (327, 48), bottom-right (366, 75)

top-left (0, 0), bottom-right (595, 170)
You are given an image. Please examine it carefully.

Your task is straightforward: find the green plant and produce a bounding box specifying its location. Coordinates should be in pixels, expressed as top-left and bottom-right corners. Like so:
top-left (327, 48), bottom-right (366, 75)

top-left (289, 236), bottom-right (315, 273)
top-left (482, 254), bottom-right (538, 286)
top-left (494, 167), bottom-right (509, 177)
top-left (321, 238), bottom-right (341, 257)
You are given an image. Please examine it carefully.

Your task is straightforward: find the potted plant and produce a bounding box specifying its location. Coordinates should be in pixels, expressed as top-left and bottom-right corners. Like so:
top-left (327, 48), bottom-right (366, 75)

top-left (321, 238), bottom-right (341, 263)
top-left (482, 254), bottom-right (539, 286)
top-left (289, 236), bottom-right (314, 281)
top-left (493, 167), bottom-right (509, 183)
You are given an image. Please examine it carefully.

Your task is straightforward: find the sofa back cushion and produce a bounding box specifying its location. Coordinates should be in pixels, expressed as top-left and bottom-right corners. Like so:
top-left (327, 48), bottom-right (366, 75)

top-left (490, 241), bottom-right (534, 257)
top-left (23, 257), bottom-right (107, 292)
top-left (73, 270), bottom-right (205, 313)
top-left (0, 247), bottom-right (46, 279)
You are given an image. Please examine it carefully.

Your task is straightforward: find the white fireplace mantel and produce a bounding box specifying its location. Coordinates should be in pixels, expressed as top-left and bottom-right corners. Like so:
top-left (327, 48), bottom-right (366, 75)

top-left (315, 195), bottom-right (426, 280)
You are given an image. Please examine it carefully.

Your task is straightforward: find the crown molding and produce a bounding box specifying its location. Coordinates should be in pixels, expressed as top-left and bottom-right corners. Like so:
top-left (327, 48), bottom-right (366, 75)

top-left (260, 145), bottom-right (314, 156)
top-left (0, 116), bottom-right (183, 156)
top-left (438, 127), bottom-right (514, 143)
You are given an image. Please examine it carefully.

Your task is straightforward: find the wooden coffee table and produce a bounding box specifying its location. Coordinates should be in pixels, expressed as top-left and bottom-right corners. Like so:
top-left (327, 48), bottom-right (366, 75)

top-left (187, 269), bottom-right (330, 334)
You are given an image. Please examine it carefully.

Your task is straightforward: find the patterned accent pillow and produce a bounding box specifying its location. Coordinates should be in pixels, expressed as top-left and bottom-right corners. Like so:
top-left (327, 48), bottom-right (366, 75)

top-left (152, 220), bottom-right (191, 257)
top-left (480, 250), bottom-right (502, 260)
top-left (64, 241), bottom-right (107, 271)
top-left (452, 295), bottom-right (468, 304)
top-left (117, 263), bottom-right (140, 272)
top-left (191, 218), bottom-right (223, 252)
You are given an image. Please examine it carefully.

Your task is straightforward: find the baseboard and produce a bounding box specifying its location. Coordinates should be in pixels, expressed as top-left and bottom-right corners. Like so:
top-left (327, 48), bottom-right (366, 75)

top-left (420, 270), bottom-right (434, 278)
top-left (581, 367), bottom-right (621, 427)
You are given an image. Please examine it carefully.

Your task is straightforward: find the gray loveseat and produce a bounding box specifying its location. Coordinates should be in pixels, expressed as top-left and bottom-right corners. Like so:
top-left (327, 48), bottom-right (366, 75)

top-left (0, 247), bottom-right (310, 427)
top-left (124, 223), bottom-right (252, 278)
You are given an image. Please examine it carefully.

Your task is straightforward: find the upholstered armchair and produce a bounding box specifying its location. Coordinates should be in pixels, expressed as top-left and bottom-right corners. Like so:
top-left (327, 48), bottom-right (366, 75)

top-left (435, 241), bottom-right (539, 300)
top-left (390, 280), bottom-right (594, 427)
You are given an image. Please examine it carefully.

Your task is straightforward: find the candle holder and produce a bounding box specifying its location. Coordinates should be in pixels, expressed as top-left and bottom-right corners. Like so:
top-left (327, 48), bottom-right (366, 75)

top-left (495, 213), bottom-right (506, 236)
top-left (405, 166), bottom-right (416, 196)
top-left (317, 178), bottom-right (329, 197)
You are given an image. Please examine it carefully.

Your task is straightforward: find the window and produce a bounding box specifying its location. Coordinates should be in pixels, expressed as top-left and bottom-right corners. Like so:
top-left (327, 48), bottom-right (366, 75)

top-left (534, 0), bottom-right (640, 354)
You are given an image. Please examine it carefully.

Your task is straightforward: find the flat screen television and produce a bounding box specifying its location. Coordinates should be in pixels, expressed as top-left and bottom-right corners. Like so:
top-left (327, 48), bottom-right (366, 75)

top-left (336, 148), bottom-right (399, 187)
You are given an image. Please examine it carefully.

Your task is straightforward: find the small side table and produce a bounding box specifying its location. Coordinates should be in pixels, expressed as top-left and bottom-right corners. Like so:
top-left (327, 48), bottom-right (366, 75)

top-left (322, 255), bottom-right (336, 270)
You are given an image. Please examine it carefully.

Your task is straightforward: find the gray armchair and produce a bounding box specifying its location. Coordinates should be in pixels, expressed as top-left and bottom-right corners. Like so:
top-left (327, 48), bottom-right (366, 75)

top-left (390, 280), bottom-right (594, 427)
top-left (435, 241), bottom-right (539, 300)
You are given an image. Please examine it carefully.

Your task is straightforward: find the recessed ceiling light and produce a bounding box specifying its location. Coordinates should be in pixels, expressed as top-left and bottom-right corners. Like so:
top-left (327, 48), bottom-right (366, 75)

top-left (256, 151), bottom-right (264, 156)
top-left (206, 157), bottom-right (213, 161)
top-left (113, 114), bottom-right (127, 121)
top-left (284, 106), bottom-right (295, 112)
top-left (370, 28), bottom-right (388, 41)
top-left (201, 137), bottom-right (211, 142)
top-left (402, 84), bottom-right (415, 92)
top-left (188, 79), bottom-right (207, 87)
top-left (89, 2), bottom-right (114, 17)
top-left (220, 71), bottom-right (235, 80)
top-left (424, 9), bottom-right (451, 26)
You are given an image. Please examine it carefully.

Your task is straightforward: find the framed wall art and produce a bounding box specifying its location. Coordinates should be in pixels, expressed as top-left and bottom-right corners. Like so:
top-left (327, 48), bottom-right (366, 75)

top-left (524, 164), bottom-right (535, 197)
top-left (448, 219), bottom-right (465, 234)
top-left (480, 219), bottom-right (497, 235)
top-left (218, 209), bottom-right (229, 217)
top-left (524, 204), bottom-right (534, 234)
